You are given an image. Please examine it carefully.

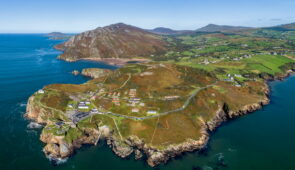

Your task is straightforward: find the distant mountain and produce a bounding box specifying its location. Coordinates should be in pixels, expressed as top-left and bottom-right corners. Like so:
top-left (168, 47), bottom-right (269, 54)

top-left (55, 23), bottom-right (168, 61)
top-left (47, 32), bottom-right (72, 40)
top-left (48, 32), bottom-right (66, 37)
top-left (148, 27), bottom-right (194, 35)
top-left (281, 22), bottom-right (295, 29)
top-left (196, 24), bottom-right (253, 32)
top-left (265, 22), bottom-right (295, 31)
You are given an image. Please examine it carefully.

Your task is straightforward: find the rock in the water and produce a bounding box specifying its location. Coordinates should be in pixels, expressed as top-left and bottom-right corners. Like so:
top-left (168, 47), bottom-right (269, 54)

top-left (71, 70), bottom-right (80, 76)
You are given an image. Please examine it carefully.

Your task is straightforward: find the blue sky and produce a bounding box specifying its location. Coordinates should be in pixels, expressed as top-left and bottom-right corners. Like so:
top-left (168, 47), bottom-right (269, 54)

top-left (1, 0), bottom-right (295, 33)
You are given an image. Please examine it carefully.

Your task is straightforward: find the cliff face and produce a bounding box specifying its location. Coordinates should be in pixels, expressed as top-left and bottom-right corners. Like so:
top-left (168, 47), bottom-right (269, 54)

top-left (25, 96), bottom-right (49, 124)
top-left (55, 23), bottom-right (168, 61)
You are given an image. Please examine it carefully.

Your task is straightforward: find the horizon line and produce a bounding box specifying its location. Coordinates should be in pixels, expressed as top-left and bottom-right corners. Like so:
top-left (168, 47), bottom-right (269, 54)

top-left (0, 21), bottom-right (293, 34)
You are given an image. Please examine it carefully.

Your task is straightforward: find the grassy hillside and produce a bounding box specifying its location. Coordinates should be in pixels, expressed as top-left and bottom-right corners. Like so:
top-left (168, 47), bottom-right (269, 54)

top-left (56, 23), bottom-right (168, 61)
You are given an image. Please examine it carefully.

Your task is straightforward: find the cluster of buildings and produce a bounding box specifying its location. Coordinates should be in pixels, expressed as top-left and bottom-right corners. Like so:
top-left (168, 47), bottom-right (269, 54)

top-left (77, 101), bottom-right (90, 110)
top-left (200, 59), bottom-right (218, 65)
top-left (112, 95), bottom-right (120, 106)
top-left (224, 74), bottom-right (242, 87)
top-left (224, 74), bottom-right (243, 81)
top-left (232, 54), bottom-right (252, 61)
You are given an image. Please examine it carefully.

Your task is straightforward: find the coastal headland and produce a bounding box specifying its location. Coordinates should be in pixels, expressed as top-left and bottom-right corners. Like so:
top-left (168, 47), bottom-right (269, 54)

top-left (25, 22), bottom-right (295, 166)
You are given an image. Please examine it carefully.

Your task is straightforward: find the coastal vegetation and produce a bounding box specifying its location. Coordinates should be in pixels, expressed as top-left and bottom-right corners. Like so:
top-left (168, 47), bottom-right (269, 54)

top-left (26, 22), bottom-right (295, 167)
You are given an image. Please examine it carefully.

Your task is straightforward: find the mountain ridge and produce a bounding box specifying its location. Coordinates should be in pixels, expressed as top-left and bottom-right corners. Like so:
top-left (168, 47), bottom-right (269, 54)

top-left (55, 23), bottom-right (168, 62)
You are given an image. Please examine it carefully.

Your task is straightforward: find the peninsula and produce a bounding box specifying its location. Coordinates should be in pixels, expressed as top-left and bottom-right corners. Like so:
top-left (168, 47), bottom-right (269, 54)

top-left (26, 22), bottom-right (295, 166)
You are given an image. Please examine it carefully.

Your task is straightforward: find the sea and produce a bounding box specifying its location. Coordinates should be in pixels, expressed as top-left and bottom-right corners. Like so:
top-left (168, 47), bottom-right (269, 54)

top-left (0, 34), bottom-right (294, 170)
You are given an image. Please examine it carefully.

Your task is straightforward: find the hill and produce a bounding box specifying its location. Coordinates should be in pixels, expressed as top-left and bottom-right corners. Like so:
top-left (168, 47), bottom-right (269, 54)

top-left (148, 27), bottom-right (194, 35)
top-left (265, 22), bottom-right (295, 31)
top-left (197, 24), bottom-right (252, 32)
top-left (55, 23), bottom-right (168, 62)
top-left (281, 23), bottom-right (295, 29)
top-left (48, 32), bottom-right (66, 37)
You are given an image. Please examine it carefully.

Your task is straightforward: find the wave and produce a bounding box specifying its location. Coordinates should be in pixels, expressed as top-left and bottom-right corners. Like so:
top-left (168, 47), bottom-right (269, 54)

top-left (35, 48), bottom-right (61, 56)
top-left (202, 166), bottom-right (213, 170)
top-left (215, 153), bottom-right (224, 162)
top-left (45, 153), bottom-right (68, 165)
top-left (27, 122), bottom-right (43, 129)
top-left (18, 102), bottom-right (27, 107)
top-left (228, 147), bottom-right (236, 152)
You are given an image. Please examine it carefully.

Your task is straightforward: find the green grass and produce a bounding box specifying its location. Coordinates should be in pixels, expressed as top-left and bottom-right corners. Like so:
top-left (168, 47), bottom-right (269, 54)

top-left (64, 128), bottom-right (84, 143)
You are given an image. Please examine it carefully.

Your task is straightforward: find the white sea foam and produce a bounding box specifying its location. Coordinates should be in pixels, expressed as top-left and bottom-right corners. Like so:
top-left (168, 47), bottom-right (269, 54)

top-left (18, 102), bottom-right (27, 107)
top-left (45, 153), bottom-right (68, 165)
top-left (203, 166), bottom-right (213, 170)
top-left (35, 49), bottom-right (60, 56)
top-left (27, 122), bottom-right (43, 129)
top-left (228, 148), bottom-right (236, 152)
top-left (215, 153), bottom-right (224, 161)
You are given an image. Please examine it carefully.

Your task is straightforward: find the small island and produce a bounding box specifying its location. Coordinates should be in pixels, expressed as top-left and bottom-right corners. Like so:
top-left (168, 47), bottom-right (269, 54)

top-left (26, 23), bottom-right (295, 166)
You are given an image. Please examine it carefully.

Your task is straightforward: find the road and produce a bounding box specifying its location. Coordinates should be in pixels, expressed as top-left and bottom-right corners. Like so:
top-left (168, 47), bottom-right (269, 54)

top-left (98, 82), bottom-right (218, 120)
top-left (68, 81), bottom-right (218, 123)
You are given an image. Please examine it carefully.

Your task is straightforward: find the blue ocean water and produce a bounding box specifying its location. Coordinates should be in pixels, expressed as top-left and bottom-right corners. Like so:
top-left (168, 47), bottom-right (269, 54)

top-left (0, 34), bottom-right (295, 170)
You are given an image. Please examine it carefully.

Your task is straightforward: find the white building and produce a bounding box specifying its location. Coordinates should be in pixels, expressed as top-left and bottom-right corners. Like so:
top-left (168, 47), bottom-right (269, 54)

top-left (147, 110), bottom-right (157, 115)
top-left (91, 108), bottom-right (99, 113)
top-left (38, 89), bottom-right (45, 94)
top-left (78, 105), bottom-right (89, 109)
top-left (132, 108), bottom-right (139, 113)
top-left (234, 74), bottom-right (242, 78)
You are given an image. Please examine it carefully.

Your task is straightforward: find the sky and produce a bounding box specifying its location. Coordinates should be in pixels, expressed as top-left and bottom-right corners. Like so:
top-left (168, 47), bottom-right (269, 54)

top-left (0, 0), bottom-right (295, 33)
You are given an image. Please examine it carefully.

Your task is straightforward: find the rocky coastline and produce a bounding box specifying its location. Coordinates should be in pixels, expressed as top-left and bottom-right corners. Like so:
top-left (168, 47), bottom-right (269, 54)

top-left (24, 69), bottom-right (294, 167)
top-left (81, 68), bottom-right (112, 79)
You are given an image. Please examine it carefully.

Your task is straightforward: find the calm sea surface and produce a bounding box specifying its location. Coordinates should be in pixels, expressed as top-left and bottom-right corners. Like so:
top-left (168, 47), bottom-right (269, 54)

top-left (0, 34), bottom-right (294, 170)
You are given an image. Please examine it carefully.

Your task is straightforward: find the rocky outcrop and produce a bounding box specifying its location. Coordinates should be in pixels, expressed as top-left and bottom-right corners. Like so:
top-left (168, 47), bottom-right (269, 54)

top-left (144, 130), bottom-right (210, 167)
top-left (107, 137), bottom-right (134, 158)
top-left (134, 149), bottom-right (143, 160)
top-left (25, 96), bottom-right (48, 124)
top-left (71, 70), bottom-right (80, 76)
top-left (81, 68), bottom-right (112, 79)
top-left (41, 126), bottom-right (110, 160)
